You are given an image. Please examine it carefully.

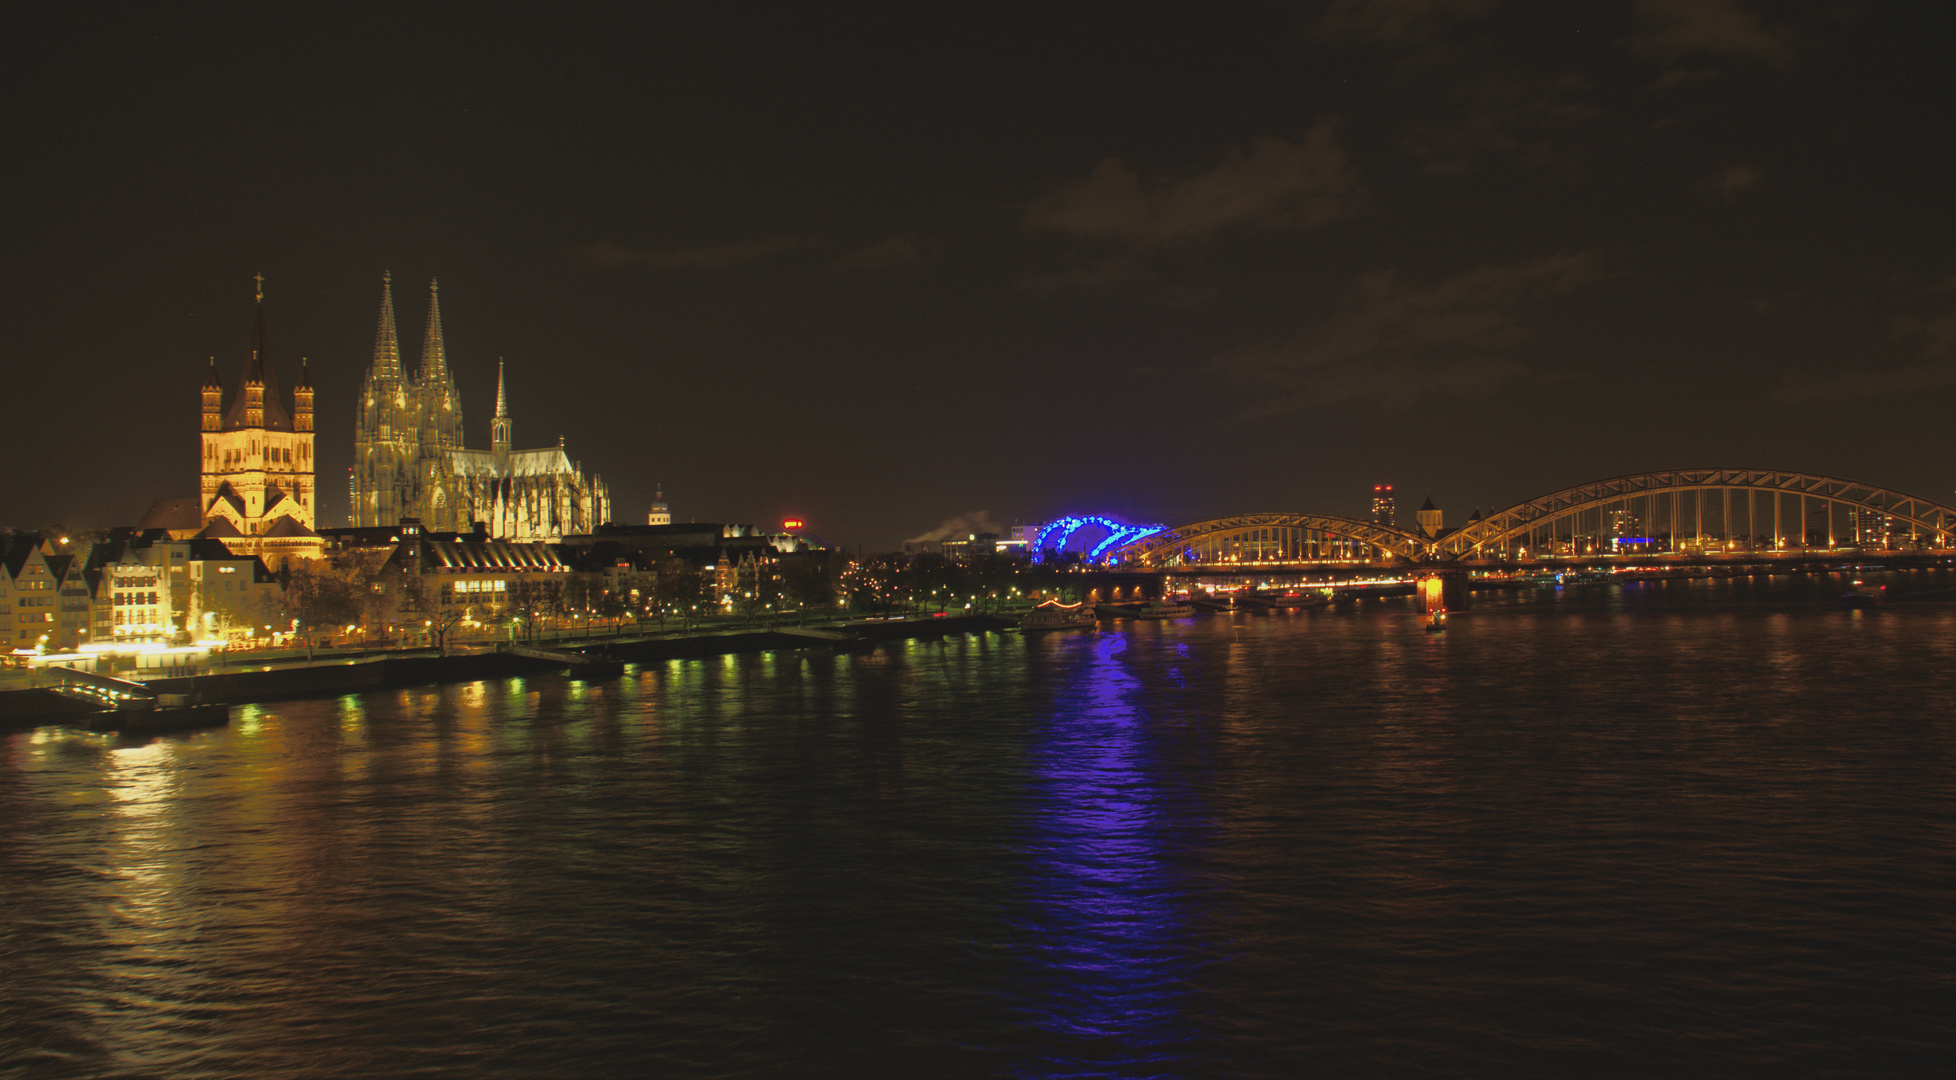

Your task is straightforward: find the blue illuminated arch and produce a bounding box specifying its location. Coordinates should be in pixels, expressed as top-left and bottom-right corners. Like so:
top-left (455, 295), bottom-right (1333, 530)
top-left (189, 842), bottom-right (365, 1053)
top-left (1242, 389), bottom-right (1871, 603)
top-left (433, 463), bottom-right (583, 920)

top-left (1033, 516), bottom-right (1168, 564)
top-left (1090, 525), bottom-right (1164, 561)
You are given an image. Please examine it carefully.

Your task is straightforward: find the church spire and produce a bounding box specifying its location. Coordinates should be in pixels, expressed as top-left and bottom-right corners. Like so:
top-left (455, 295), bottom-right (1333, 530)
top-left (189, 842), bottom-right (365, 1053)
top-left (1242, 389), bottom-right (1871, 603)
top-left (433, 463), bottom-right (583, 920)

top-left (416, 277), bottom-right (464, 453)
top-left (245, 277), bottom-right (269, 384)
top-left (225, 274), bottom-right (291, 431)
top-left (371, 271), bottom-right (401, 378)
top-left (420, 278), bottom-right (447, 381)
top-left (491, 357), bottom-right (512, 456)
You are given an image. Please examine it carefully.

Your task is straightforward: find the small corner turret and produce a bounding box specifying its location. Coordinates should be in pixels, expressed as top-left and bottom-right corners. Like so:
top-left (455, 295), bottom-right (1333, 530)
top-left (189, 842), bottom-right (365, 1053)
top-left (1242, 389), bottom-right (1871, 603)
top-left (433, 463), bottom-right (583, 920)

top-left (294, 357), bottom-right (314, 433)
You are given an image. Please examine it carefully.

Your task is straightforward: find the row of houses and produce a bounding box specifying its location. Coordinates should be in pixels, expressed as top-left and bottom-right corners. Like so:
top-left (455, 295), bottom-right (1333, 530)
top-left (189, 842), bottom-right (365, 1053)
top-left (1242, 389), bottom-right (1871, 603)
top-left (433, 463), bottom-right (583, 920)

top-left (5, 517), bottom-right (832, 654)
top-left (3, 531), bottom-right (283, 653)
top-left (364, 519), bottom-right (829, 628)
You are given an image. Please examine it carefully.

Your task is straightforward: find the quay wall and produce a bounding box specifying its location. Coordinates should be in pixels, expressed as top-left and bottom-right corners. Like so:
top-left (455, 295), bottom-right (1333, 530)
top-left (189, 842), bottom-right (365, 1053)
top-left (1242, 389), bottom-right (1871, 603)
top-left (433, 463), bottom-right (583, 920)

top-left (1, 615), bottom-right (1012, 731)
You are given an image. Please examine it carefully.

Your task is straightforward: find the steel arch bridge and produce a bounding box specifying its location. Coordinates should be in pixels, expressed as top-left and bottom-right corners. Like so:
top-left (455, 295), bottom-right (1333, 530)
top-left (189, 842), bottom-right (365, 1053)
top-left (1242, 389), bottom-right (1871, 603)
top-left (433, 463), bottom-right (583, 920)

top-left (1110, 513), bottom-right (1431, 567)
top-left (1103, 469), bottom-right (1956, 569)
top-left (1431, 468), bottom-right (1956, 561)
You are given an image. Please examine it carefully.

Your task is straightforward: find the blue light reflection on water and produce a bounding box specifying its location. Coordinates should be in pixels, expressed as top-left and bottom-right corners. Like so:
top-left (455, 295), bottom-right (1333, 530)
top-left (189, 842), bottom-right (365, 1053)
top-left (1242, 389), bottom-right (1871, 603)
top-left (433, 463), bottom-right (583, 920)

top-left (1009, 629), bottom-right (1210, 1077)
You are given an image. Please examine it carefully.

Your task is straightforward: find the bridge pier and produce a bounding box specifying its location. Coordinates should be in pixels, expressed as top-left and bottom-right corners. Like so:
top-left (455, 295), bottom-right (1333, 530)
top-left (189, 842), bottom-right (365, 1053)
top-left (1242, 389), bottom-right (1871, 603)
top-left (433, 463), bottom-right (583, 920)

top-left (1078, 572), bottom-right (1162, 604)
top-left (1414, 569), bottom-right (1469, 614)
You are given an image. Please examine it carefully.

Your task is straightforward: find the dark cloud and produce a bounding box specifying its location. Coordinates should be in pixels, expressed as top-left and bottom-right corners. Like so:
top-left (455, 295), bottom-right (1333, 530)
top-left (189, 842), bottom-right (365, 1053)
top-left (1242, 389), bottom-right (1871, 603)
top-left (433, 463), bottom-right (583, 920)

top-left (1775, 287), bottom-right (1956, 403)
top-left (832, 234), bottom-right (928, 272)
top-left (1212, 252), bottom-right (1604, 410)
top-left (572, 236), bottom-right (809, 270)
top-left (1404, 70), bottom-right (1600, 175)
top-left (1024, 125), bottom-right (1365, 249)
top-left (1897, 308), bottom-right (1956, 361)
top-left (1633, 0), bottom-right (1798, 67)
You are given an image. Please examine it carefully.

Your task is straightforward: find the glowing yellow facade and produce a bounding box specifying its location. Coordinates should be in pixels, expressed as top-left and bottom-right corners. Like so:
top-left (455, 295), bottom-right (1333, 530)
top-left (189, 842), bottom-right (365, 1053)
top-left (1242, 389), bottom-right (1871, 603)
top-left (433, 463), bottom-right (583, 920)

top-left (198, 278), bottom-right (323, 567)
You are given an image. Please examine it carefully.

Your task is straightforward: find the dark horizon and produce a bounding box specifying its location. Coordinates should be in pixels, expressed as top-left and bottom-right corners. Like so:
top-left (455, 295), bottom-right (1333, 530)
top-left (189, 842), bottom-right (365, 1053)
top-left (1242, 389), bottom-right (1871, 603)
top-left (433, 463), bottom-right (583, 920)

top-left (5, 3), bottom-right (1953, 549)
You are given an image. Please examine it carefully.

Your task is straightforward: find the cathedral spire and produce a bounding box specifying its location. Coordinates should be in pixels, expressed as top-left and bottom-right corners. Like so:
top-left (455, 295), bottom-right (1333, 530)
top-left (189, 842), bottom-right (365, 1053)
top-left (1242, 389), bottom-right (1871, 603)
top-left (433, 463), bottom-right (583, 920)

top-left (371, 270), bottom-right (401, 378)
top-left (416, 277), bottom-right (464, 453)
top-left (420, 278), bottom-right (447, 381)
top-left (491, 357), bottom-right (512, 456)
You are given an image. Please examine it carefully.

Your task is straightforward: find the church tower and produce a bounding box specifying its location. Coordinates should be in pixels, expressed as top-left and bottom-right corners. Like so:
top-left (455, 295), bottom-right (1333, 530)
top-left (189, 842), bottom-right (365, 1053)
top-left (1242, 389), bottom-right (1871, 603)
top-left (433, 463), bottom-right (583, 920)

top-left (199, 275), bottom-right (319, 565)
top-left (417, 279), bottom-right (465, 454)
top-left (201, 357), bottom-right (223, 432)
top-left (413, 279), bottom-right (467, 530)
top-left (294, 358), bottom-right (313, 433)
top-left (351, 272), bottom-right (418, 527)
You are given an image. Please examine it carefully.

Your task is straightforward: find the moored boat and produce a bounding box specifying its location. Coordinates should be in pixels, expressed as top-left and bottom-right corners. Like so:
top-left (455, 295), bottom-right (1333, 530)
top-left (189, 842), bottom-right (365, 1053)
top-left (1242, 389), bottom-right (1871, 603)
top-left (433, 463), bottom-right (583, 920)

top-left (1842, 580), bottom-right (1886, 607)
top-left (1107, 601), bottom-right (1195, 620)
top-left (1246, 590), bottom-right (1331, 610)
top-left (1019, 601), bottom-right (1097, 632)
top-left (82, 699), bottom-right (231, 734)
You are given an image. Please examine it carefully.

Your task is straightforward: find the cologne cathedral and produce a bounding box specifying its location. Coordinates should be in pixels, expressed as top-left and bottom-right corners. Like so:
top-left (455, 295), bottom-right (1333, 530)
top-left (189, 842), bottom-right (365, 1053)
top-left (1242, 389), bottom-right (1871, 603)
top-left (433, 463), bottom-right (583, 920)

top-left (349, 274), bottom-right (610, 541)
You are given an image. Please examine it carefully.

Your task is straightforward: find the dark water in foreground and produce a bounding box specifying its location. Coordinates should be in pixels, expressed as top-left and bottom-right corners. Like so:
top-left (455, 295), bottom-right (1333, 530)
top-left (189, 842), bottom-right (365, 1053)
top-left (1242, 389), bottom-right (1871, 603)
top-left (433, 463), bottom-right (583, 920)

top-left (4, 574), bottom-right (1954, 1078)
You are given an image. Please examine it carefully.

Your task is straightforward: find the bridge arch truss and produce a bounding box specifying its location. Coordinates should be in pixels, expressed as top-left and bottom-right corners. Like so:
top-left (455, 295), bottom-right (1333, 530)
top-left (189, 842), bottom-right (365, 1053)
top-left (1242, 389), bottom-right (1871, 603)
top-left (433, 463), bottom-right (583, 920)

top-left (1435, 468), bottom-right (1956, 561)
top-left (1110, 513), bottom-right (1431, 567)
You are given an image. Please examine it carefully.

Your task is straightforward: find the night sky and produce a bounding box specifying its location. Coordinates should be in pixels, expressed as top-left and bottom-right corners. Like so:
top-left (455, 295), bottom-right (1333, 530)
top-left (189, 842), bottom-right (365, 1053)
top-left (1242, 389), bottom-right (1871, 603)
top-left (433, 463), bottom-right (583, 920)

top-left (4, 2), bottom-right (1952, 549)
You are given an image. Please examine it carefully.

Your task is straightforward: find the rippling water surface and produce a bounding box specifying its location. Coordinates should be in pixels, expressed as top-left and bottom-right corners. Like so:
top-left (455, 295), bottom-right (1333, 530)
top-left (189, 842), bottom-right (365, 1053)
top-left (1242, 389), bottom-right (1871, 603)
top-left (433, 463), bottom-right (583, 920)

top-left (5, 574), bottom-right (1954, 1078)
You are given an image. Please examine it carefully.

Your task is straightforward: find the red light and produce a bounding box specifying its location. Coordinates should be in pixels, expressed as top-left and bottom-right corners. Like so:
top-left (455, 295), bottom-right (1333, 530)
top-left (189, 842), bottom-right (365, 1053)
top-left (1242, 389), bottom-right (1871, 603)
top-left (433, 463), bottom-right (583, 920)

top-left (783, 518), bottom-right (805, 530)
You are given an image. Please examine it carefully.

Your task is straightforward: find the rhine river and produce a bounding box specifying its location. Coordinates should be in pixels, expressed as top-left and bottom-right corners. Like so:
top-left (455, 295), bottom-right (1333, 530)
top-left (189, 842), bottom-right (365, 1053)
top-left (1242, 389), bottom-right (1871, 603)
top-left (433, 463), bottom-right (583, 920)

top-left (4, 572), bottom-right (1953, 1078)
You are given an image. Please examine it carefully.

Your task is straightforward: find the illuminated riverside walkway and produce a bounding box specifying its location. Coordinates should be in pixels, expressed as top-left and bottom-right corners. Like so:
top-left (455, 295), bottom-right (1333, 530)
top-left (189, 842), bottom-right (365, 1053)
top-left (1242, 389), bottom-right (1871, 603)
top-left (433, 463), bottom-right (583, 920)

top-left (1102, 469), bottom-right (1956, 571)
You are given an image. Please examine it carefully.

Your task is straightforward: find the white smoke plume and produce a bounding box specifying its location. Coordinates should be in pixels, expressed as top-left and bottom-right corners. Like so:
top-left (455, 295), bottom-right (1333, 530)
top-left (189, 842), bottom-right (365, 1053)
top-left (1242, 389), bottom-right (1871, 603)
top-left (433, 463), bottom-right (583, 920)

top-left (905, 511), bottom-right (1006, 545)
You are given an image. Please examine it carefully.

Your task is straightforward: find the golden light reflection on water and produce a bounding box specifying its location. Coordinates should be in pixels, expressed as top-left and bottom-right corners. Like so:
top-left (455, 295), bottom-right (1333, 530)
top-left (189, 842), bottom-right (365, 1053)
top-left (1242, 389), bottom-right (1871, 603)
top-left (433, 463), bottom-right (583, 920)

top-left (232, 702), bottom-right (265, 736)
top-left (337, 694), bottom-right (367, 735)
top-left (92, 737), bottom-right (206, 1018)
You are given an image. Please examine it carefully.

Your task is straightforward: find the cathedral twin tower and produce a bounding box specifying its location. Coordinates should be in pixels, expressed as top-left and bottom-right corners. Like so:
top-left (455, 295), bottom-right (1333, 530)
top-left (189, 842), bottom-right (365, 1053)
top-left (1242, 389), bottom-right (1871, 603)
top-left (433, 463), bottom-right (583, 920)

top-left (350, 273), bottom-right (609, 541)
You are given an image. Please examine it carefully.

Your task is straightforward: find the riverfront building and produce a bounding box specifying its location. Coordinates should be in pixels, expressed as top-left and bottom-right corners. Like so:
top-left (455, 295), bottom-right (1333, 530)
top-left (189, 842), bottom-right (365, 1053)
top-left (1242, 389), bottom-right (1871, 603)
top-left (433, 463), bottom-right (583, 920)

top-left (86, 532), bottom-right (283, 645)
top-left (3, 538), bottom-right (88, 651)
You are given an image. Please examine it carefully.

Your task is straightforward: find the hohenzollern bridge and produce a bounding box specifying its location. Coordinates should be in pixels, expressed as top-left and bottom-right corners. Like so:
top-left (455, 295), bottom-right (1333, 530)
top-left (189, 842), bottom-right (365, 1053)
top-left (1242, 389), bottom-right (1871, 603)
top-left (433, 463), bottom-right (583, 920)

top-left (1039, 469), bottom-right (1956, 572)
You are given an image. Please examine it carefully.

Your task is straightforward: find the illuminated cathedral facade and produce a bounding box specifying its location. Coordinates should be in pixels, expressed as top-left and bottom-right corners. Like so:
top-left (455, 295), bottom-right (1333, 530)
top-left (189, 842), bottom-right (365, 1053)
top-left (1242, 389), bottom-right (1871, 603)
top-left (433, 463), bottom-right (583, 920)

top-left (349, 274), bottom-right (610, 541)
